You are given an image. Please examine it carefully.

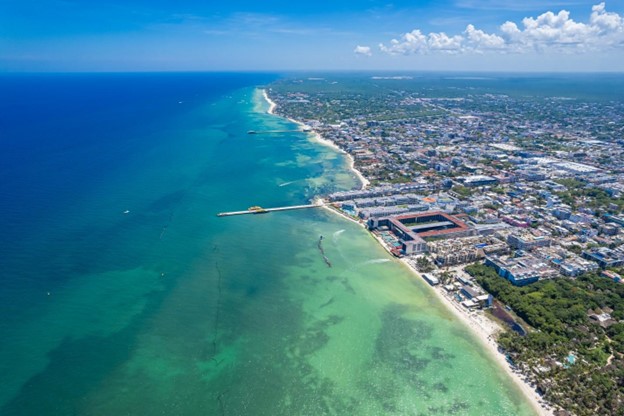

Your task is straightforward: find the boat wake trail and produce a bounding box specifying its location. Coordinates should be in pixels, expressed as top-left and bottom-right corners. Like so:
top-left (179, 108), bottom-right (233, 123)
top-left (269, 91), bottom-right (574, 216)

top-left (332, 229), bottom-right (345, 244)
top-left (362, 258), bottom-right (391, 265)
top-left (339, 258), bottom-right (391, 277)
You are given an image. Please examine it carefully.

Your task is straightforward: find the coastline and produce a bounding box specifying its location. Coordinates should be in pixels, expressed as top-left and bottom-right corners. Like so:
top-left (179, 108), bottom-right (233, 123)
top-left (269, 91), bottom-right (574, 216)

top-left (325, 204), bottom-right (552, 416)
top-left (413, 265), bottom-right (553, 416)
top-left (262, 88), bottom-right (369, 190)
top-left (310, 131), bottom-right (371, 190)
top-left (263, 88), bottom-right (277, 114)
top-left (261, 87), bottom-right (549, 416)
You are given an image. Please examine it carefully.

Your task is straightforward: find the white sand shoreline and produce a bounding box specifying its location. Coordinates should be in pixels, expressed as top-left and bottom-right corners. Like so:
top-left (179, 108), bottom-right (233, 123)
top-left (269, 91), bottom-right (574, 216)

top-left (414, 265), bottom-right (553, 416)
top-left (261, 89), bottom-right (369, 190)
top-left (261, 87), bottom-right (550, 415)
top-left (325, 206), bottom-right (552, 416)
top-left (263, 89), bottom-right (277, 114)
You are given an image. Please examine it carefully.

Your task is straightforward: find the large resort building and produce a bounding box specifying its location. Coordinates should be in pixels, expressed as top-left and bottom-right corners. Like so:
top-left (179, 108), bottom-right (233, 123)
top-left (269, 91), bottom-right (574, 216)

top-left (368, 211), bottom-right (477, 255)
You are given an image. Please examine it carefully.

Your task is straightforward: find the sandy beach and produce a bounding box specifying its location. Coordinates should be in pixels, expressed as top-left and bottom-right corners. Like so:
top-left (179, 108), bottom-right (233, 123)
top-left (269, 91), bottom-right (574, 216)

top-left (309, 131), bottom-right (370, 190)
top-left (263, 89), bottom-right (277, 115)
top-left (331, 205), bottom-right (552, 416)
top-left (263, 88), bottom-right (550, 415)
top-left (409, 264), bottom-right (554, 416)
top-left (262, 89), bottom-right (369, 190)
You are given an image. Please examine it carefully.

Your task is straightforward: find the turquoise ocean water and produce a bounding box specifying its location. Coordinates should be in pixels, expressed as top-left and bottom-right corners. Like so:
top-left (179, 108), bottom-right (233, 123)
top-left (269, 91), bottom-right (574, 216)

top-left (0, 74), bottom-right (535, 415)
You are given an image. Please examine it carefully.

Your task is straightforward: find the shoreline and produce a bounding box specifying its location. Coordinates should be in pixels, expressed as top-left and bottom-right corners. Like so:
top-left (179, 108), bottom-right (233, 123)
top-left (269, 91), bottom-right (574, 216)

top-left (325, 205), bottom-right (552, 416)
top-left (260, 87), bottom-right (549, 415)
top-left (412, 264), bottom-right (553, 416)
top-left (262, 89), bottom-right (277, 115)
top-left (261, 89), bottom-right (369, 190)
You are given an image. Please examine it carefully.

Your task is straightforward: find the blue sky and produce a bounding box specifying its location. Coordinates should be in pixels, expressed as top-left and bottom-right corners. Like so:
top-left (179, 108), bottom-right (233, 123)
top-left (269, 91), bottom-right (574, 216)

top-left (1, 0), bottom-right (623, 72)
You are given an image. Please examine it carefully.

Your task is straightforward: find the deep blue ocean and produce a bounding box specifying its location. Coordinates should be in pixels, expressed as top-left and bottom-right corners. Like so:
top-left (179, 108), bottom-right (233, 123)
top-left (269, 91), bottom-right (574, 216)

top-left (1, 73), bottom-right (272, 257)
top-left (0, 73), bottom-right (539, 415)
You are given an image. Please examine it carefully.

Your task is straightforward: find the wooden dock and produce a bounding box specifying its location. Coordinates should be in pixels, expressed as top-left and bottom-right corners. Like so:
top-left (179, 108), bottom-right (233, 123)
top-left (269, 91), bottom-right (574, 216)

top-left (217, 203), bottom-right (323, 217)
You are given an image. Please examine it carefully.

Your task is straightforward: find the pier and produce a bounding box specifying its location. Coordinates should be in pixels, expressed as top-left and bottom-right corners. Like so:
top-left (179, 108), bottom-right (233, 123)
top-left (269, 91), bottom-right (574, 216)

top-left (217, 203), bottom-right (323, 217)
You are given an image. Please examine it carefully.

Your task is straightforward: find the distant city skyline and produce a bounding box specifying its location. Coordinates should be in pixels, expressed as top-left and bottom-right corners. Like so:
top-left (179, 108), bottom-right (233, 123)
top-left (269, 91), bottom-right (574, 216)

top-left (1, 0), bottom-right (623, 72)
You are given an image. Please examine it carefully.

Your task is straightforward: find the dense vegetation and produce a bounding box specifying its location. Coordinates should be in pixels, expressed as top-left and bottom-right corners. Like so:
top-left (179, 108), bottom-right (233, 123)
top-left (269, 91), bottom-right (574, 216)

top-left (415, 256), bottom-right (434, 273)
top-left (466, 263), bottom-right (624, 415)
top-left (451, 185), bottom-right (473, 198)
top-left (555, 178), bottom-right (624, 213)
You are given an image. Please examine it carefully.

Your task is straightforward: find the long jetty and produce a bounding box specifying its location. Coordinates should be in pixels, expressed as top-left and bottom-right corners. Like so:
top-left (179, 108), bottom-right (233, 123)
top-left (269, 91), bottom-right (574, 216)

top-left (217, 203), bottom-right (323, 217)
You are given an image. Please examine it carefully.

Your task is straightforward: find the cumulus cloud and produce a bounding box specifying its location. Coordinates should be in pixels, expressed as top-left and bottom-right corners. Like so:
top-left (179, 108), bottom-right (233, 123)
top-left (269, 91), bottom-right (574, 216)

top-left (379, 2), bottom-right (624, 55)
top-left (354, 45), bottom-right (373, 56)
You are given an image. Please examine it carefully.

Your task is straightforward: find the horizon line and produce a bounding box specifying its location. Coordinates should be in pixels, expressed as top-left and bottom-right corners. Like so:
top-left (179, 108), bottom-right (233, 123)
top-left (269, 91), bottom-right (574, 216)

top-left (2, 69), bottom-right (624, 75)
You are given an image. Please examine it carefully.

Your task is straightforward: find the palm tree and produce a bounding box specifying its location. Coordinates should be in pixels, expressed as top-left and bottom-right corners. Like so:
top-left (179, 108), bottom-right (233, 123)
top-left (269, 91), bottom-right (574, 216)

top-left (439, 270), bottom-right (453, 285)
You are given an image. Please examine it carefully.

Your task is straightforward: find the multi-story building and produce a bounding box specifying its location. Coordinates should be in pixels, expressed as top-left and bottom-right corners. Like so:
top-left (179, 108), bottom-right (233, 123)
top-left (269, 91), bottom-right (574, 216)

top-left (460, 175), bottom-right (498, 187)
top-left (507, 232), bottom-right (552, 251)
top-left (485, 254), bottom-right (558, 286)
top-left (582, 247), bottom-right (624, 268)
top-left (369, 211), bottom-right (477, 255)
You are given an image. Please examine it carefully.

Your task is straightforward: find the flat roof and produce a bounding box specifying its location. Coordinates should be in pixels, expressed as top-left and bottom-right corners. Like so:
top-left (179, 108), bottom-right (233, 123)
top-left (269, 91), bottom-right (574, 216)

top-left (389, 211), bottom-right (471, 240)
top-left (463, 175), bottom-right (497, 181)
top-left (490, 143), bottom-right (521, 151)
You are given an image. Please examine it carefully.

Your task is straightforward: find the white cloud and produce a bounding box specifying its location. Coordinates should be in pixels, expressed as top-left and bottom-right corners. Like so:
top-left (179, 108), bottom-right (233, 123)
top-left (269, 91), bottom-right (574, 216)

top-left (428, 32), bottom-right (464, 52)
top-left (464, 24), bottom-right (506, 51)
top-left (379, 30), bottom-right (464, 54)
top-left (354, 45), bottom-right (372, 56)
top-left (379, 2), bottom-right (624, 55)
